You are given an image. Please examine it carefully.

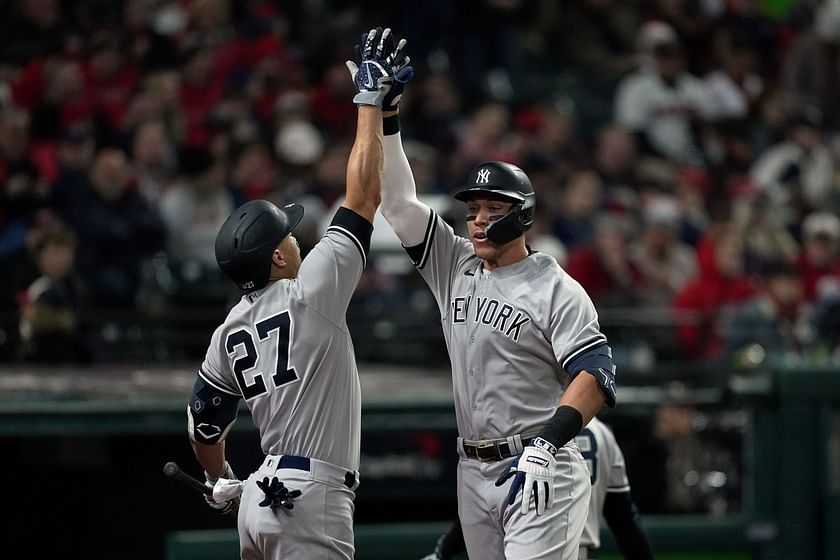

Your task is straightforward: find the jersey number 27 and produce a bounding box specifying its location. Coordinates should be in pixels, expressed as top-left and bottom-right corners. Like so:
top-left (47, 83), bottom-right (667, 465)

top-left (225, 311), bottom-right (298, 399)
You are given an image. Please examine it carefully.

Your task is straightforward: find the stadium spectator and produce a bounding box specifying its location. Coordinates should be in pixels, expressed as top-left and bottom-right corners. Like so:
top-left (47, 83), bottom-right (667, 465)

top-left (50, 122), bottom-right (97, 208)
top-left (0, 0), bottom-right (68, 66)
top-left (551, 168), bottom-right (604, 249)
top-left (614, 21), bottom-right (714, 164)
top-left (674, 226), bottom-right (757, 359)
top-left (795, 211), bottom-right (840, 302)
top-left (457, 101), bottom-right (516, 167)
top-left (566, 213), bottom-right (644, 308)
top-left (630, 196), bottom-right (698, 305)
top-left (0, 0), bottom-right (837, 369)
top-left (18, 224), bottom-right (89, 363)
top-left (60, 147), bottom-right (165, 307)
top-left (83, 34), bottom-right (140, 134)
top-left (546, 0), bottom-right (639, 81)
top-left (749, 107), bottom-right (835, 225)
top-left (160, 147), bottom-right (233, 271)
top-left (132, 119), bottom-right (176, 205)
top-left (594, 123), bottom-right (638, 194)
top-left (730, 194), bottom-right (799, 274)
top-left (724, 261), bottom-right (812, 365)
top-left (703, 31), bottom-right (763, 123)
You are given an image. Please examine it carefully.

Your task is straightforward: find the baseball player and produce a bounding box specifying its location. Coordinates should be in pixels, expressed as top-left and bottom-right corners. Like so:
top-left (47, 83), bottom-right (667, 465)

top-left (420, 416), bottom-right (656, 560)
top-left (185, 27), bottom-right (406, 560)
top-left (376, 70), bottom-right (618, 559)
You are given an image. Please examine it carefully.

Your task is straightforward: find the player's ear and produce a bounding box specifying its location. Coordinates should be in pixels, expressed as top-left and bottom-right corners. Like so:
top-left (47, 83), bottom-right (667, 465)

top-left (271, 247), bottom-right (287, 269)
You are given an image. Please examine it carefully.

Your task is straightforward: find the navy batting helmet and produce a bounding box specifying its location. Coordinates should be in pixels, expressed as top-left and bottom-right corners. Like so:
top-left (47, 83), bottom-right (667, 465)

top-left (215, 199), bottom-right (304, 291)
top-left (454, 161), bottom-right (535, 245)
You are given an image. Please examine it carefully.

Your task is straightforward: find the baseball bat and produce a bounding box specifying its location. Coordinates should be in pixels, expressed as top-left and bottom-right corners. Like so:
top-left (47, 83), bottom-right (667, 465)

top-left (163, 461), bottom-right (212, 496)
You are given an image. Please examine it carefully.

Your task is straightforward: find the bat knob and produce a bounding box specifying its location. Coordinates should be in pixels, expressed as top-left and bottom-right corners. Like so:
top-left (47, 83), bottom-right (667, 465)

top-left (163, 461), bottom-right (180, 477)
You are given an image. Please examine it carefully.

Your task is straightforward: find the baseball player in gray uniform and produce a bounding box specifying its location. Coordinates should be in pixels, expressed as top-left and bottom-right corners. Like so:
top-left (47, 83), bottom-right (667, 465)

top-left (376, 75), bottom-right (618, 558)
top-left (185, 27), bottom-right (405, 560)
top-left (421, 416), bottom-right (655, 560)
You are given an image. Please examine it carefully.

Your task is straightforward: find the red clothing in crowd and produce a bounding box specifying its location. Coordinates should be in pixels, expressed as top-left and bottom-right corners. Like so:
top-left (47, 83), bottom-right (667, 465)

top-left (795, 253), bottom-right (840, 301)
top-left (673, 271), bottom-right (757, 359)
top-left (565, 246), bottom-right (644, 305)
top-left (81, 60), bottom-right (140, 130)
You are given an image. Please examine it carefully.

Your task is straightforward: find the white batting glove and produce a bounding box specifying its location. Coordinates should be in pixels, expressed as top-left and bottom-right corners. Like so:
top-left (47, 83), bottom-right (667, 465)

top-left (204, 462), bottom-right (239, 515)
top-left (495, 437), bottom-right (557, 515)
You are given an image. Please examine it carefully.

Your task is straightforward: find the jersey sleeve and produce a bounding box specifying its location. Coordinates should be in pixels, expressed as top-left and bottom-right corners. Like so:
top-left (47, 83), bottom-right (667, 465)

top-left (602, 424), bottom-right (631, 493)
top-left (198, 324), bottom-right (242, 397)
top-left (615, 75), bottom-right (648, 131)
top-left (297, 206), bottom-right (373, 323)
top-left (551, 275), bottom-right (608, 377)
top-left (404, 209), bottom-right (475, 316)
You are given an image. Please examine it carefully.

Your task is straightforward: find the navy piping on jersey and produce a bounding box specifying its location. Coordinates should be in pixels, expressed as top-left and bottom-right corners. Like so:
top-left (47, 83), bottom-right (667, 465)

top-left (405, 209), bottom-right (437, 269)
top-left (327, 206), bottom-right (373, 267)
top-left (561, 334), bottom-right (608, 371)
top-left (198, 367), bottom-right (240, 396)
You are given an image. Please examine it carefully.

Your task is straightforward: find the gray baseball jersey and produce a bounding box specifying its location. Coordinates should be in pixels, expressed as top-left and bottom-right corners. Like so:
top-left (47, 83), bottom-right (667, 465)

top-left (576, 416), bottom-right (631, 549)
top-left (404, 208), bottom-right (606, 560)
top-left (197, 207), bottom-right (371, 471)
top-left (406, 210), bottom-right (607, 440)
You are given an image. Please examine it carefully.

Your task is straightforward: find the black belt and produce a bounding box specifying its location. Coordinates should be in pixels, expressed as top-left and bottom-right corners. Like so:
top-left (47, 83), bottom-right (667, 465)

top-left (275, 455), bottom-right (357, 489)
top-left (463, 437), bottom-right (534, 462)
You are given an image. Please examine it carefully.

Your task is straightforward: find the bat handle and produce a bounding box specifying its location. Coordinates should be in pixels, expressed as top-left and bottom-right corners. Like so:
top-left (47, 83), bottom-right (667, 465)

top-left (163, 461), bottom-right (213, 496)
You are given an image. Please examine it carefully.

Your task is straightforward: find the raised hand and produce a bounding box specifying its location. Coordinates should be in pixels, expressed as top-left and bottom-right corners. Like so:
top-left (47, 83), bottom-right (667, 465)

top-left (346, 27), bottom-right (395, 107)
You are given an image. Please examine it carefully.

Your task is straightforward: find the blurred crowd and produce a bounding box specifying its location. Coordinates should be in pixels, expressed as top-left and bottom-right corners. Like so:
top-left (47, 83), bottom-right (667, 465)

top-left (3, 0), bottom-right (840, 369)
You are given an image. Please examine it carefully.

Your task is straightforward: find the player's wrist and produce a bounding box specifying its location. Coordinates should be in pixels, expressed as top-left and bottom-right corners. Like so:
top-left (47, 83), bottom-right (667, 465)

top-left (205, 461), bottom-right (233, 484)
top-left (353, 92), bottom-right (385, 107)
top-left (536, 405), bottom-right (583, 450)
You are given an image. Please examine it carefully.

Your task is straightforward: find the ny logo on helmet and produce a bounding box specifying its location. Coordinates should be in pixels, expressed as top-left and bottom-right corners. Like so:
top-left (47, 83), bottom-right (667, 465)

top-left (476, 168), bottom-right (491, 184)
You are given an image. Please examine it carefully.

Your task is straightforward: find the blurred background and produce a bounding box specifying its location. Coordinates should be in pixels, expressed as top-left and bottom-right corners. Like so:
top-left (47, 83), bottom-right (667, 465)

top-left (1, 0), bottom-right (840, 558)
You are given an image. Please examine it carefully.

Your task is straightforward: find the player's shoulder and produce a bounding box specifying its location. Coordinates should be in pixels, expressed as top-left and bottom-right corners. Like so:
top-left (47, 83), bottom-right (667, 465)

top-left (534, 254), bottom-right (588, 295)
top-left (585, 417), bottom-right (620, 447)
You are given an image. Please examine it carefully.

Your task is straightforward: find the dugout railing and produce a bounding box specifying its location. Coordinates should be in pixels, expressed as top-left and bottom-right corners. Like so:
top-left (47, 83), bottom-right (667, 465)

top-left (2, 363), bottom-right (838, 559)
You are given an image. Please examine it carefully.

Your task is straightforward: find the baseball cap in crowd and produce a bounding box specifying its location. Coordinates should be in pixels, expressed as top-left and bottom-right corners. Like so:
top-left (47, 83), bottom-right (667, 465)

top-left (802, 212), bottom-right (840, 241)
top-left (274, 121), bottom-right (324, 166)
top-left (637, 21), bottom-right (680, 56)
top-left (787, 105), bottom-right (823, 131)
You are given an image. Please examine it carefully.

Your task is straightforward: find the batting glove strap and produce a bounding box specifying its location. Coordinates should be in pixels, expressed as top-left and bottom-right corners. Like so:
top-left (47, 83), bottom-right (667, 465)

top-left (351, 60), bottom-right (393, 107)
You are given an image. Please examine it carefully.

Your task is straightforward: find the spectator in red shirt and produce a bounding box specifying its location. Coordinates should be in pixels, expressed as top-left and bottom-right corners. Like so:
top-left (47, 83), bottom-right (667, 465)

top-left (674, 227), bottom-right (757, 359)
top-left (566, 213), bottom-right (644, 308)
top-left (795, 211), bottom-right (840, 301)
top-left (82, 35), bottom-right (140, 133)
top-left (178, 42), bottom-right (227, 147)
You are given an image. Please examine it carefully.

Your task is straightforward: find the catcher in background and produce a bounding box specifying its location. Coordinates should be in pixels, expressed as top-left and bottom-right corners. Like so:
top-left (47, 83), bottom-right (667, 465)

top-left (421, 416), bottom-right (656, 560)
top-left (184, 27), bottom-right (406, 560)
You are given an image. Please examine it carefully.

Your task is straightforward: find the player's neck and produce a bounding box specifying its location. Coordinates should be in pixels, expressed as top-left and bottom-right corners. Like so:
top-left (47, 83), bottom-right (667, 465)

top-left (482, 243), bottom-right (529, 270)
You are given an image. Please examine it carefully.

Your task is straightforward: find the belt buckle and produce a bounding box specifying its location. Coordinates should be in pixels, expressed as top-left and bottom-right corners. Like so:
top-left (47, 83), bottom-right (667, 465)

top-left (475, 440), bottom-right (499, 462)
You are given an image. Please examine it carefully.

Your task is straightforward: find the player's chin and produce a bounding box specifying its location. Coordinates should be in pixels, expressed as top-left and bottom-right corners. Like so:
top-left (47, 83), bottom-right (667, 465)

top-left (471, 239), bottom-right (497, 259)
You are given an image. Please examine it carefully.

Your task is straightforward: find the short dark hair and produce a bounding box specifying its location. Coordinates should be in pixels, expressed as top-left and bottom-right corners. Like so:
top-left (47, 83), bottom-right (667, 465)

top-left (32, 227), bottom-right (77, 257)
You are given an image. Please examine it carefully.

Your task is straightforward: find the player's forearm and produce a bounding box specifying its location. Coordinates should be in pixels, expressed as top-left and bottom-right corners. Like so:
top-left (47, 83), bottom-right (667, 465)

top-left (604, 492), bottom-right (656, 560)
top-left (381, 115), bottom-right (433, 246)
top-left (191, 440), bottom-right (227, 479)
top-left (558, 371), bottom-right (606, 427)
top-left (344, 105), bottom-right (383, 223)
